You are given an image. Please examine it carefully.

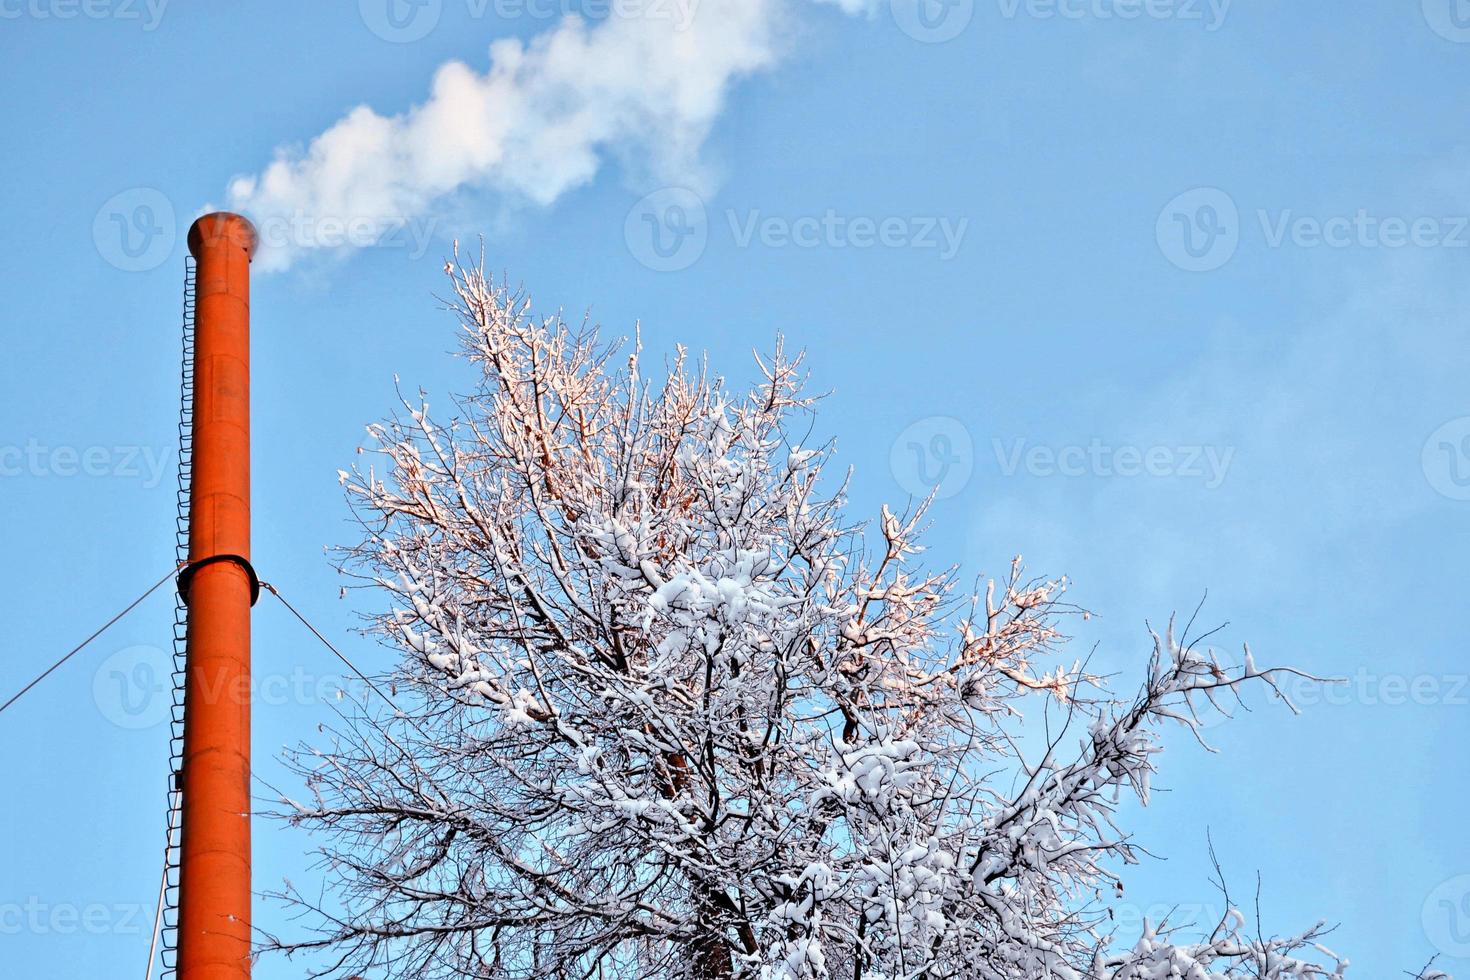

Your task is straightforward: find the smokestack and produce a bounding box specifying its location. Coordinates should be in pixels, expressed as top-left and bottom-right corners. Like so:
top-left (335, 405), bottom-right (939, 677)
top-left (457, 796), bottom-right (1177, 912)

top-left (177, 212), bottom-right (257, 980)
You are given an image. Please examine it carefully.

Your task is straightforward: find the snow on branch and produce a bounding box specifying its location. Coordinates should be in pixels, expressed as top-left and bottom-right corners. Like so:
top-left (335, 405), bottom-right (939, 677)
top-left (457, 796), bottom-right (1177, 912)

top-left (270, 258), bottom-right (1430, 980)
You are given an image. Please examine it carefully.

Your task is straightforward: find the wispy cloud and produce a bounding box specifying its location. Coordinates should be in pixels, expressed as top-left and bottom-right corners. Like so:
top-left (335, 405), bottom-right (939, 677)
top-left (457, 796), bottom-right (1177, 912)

top-left (227, 1), bottom-right (806, 271)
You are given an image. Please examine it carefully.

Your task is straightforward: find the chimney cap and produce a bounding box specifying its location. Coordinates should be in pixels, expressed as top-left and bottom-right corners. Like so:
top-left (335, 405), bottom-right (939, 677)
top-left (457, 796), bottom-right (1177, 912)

top-left (188, 211), bottom-right (258, 261)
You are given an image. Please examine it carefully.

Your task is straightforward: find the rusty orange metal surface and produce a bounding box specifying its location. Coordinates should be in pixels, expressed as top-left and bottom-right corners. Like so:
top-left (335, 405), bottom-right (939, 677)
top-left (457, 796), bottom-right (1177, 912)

top-left (178, 212), bottom-right (256, 980)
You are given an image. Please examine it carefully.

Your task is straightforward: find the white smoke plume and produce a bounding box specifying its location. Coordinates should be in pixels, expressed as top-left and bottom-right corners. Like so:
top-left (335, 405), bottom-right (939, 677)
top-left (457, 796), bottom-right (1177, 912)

top-left (227, 0), bottom-right (809, 271)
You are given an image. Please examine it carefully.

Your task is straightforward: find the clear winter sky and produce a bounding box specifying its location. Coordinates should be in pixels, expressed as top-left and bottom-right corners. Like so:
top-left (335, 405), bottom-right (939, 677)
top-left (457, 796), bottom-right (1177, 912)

top-left (2, 2), bottom-right (1468, 977)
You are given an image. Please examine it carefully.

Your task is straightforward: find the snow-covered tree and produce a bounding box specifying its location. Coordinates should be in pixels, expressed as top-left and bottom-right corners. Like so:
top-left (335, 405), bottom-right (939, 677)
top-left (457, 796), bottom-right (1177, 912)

top-left (271, 258), bottom-right (1440, 980)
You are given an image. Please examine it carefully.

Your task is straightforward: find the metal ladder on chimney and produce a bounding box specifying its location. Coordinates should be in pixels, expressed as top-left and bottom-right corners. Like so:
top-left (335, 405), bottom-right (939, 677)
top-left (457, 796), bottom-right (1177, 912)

top-left (147, 254), bottom-right (195, 980)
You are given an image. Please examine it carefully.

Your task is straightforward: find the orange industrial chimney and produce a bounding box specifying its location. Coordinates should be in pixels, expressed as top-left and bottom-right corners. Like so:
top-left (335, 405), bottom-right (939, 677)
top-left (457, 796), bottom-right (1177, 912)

top-left (176, 212), bottom-right (257, 980)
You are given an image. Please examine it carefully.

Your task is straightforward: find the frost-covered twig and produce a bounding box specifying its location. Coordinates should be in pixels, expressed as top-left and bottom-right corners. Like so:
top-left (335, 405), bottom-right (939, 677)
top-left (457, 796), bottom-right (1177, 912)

top-left (267, 262), bottom-right (1434, 980)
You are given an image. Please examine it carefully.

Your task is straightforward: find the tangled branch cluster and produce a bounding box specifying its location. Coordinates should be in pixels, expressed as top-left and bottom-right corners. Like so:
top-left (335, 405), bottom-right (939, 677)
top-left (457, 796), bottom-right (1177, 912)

top-left (271, 260), bottom-right (1409, 980)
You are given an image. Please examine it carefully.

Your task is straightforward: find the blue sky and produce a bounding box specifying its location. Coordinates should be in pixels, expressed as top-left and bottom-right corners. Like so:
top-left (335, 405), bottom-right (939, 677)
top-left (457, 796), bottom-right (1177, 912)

top-left (2, 2), bottom-right (1468, 977)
